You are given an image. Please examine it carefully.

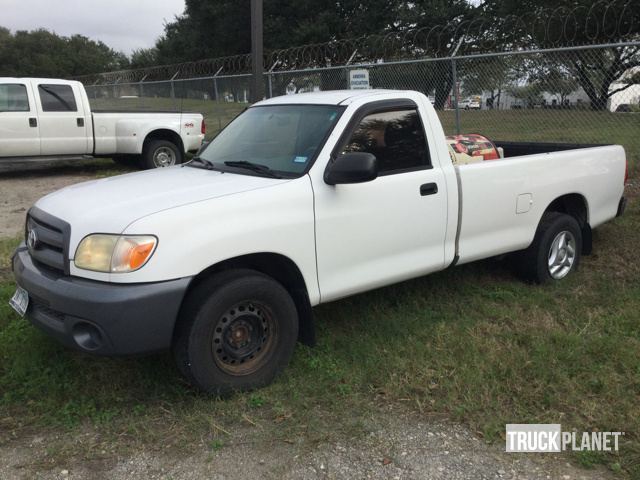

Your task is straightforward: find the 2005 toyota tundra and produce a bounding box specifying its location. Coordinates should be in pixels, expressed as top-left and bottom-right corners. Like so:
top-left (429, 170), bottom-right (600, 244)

top-left (11, 90), bottom-right (627, 394)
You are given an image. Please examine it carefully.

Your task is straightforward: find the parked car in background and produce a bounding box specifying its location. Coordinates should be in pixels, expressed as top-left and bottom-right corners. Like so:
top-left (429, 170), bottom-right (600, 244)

top-left (459, 96), bottom-right (481, 110)
top-left (11, 89), bottom-right (627, 394)
top-left (0, 78), bottom-right (205, 169)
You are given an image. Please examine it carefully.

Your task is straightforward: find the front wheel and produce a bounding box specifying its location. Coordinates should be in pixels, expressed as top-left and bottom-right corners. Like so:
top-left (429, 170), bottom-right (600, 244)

top-left (173, 270), bottom-right (299, 395)
top-left (516, 212), bottom-right (582, 283)
top-left (142, 139), bottom-right (183, 169)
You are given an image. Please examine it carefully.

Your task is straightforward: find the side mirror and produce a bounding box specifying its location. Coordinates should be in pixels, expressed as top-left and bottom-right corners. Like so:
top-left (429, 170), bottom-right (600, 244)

top-left (324, 152), bottom-right (378, 185)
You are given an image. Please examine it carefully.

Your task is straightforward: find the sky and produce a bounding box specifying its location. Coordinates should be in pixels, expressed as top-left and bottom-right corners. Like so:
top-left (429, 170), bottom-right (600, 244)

top-left (1, 0), bottom-right (186, 54)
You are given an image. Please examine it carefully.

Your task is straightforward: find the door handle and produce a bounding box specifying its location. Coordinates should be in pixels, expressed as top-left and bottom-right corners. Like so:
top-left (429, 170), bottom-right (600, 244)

top-left (420, 182), bottom-right (438, 196)
top-left (77, 118), bottom-right (85, 127)
top-left (29, 118), bottom-right (37, 128)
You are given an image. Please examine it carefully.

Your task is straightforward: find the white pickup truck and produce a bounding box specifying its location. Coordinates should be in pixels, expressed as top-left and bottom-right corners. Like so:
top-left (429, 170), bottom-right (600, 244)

top-left (0, 78), bottom-right (205, 169)
top-left (10, 90), bottom-right (627, 394)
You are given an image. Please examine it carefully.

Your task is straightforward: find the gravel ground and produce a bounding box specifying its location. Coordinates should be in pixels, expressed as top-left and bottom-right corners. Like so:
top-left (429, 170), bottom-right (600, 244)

top-left (0, 162), bottom-right (110, 237)
top-left (0, 412), bottom-right (612, 480)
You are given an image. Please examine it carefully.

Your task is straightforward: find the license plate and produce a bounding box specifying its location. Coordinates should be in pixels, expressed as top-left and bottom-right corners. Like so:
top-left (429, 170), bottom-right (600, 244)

top-left (9, 285), bottom-right (29, 317)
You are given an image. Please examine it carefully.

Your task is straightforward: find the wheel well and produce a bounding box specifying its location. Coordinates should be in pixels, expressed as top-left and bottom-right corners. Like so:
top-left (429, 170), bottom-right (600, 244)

top-left (544, 193), bottom-right (592, 254)
top-left (143, 129), bottom-right (184, 154)
top-left (183, 253), bottom-right (315, 346)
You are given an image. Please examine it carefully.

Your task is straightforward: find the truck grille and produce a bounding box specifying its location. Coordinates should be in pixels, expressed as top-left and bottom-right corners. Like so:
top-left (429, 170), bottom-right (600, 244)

top-left (26, 207), bottom-right (71, 275)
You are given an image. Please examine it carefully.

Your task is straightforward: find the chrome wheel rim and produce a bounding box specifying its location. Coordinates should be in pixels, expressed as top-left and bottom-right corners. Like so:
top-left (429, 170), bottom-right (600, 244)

top-left (153, 147), bottom-right (176, 167)
top-left (548, 230), bottom-right (576, 280)
top-left (211, 301), bottom-right (277, 376)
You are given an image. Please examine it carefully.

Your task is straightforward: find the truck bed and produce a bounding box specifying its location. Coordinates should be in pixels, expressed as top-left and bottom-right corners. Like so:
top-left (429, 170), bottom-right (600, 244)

top-left (454, 144), bottom-right (626, 265)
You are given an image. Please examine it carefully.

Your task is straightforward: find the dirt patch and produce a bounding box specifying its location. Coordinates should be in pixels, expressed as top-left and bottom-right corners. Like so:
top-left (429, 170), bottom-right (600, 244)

top-left (0, 161), bottom-right (125, 238)
top-left (0, 411), bottom-right (613, 480)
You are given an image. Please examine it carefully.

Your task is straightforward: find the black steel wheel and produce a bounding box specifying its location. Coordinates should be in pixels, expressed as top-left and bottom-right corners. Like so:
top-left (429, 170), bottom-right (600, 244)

top-left (173, 269), bottom-right (298, 395)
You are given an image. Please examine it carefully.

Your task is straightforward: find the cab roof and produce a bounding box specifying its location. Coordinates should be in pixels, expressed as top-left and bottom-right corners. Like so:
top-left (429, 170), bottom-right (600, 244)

top-left (254, 89), bottom-right (412, 106)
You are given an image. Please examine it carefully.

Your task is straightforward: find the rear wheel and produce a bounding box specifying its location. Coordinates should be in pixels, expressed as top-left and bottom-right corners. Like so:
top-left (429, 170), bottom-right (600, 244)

top-left (516, 212), bottom-right (582, 283)
top-left (173, 269), bottom-right (299, 395)
top-left (142, 139), bottom-right (183, 169)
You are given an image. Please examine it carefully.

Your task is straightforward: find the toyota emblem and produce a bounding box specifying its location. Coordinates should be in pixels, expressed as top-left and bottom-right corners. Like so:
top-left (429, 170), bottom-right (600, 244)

top-left (27, 229), bottom-right (38, 250)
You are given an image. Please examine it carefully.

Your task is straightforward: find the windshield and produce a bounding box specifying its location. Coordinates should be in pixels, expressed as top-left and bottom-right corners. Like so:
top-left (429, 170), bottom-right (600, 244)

top-left (198, 104), bottom-right (344, 177)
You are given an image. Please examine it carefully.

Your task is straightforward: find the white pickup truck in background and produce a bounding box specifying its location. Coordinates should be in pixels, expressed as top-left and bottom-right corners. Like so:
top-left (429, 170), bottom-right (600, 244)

top-left (0, 78), bottom-right (205, 169)
top-left (11, 89), bottom-right (627, 394)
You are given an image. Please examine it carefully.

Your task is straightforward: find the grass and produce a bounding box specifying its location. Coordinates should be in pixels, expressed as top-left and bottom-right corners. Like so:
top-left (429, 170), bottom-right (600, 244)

top-left (0, 109), bottom-right (638, 475)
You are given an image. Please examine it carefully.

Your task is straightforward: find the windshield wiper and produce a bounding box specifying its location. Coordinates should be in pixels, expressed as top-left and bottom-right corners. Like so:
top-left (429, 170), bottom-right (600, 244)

top-left (183, 156), bottom-right (218, 171)
top-left (224, 161), bottom-right (283, 178)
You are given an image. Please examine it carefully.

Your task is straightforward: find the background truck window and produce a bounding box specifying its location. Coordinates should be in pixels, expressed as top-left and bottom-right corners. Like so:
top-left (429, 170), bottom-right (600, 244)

top-left (38, 84), bottom-right (78, 112)
top-left (0, 84), bottom-right (30, 112)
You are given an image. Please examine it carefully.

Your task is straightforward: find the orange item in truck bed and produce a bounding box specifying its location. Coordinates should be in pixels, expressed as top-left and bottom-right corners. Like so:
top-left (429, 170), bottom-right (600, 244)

top-left (446, 134), bottom-right (500, 165)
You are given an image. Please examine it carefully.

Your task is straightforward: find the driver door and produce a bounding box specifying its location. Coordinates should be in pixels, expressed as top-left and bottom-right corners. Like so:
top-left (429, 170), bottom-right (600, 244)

top-left (313, 100), bottom-right (448, 302)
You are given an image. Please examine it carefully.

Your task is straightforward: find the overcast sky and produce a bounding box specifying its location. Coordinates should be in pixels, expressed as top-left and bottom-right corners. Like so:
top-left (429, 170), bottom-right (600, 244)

top-left (1, 0), bottom-right (186, 54)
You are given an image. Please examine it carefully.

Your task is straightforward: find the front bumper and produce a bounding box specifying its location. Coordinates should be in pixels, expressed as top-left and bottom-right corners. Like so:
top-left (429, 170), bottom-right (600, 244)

top-left (12, 245), bottom-right (191, 356)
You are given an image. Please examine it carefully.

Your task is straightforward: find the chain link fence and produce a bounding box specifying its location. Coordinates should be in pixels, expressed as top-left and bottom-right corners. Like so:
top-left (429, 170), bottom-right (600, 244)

top-left (83, 42), bottom-right (640, 169)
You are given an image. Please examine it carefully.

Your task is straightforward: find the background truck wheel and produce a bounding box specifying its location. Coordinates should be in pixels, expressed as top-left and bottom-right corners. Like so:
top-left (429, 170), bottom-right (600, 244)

top-left (516, 212), bottom-right (582, 283)
top-left (173, 269), bottom-right (299, 395)
top-left (142, 139), bottom-right (183, 169)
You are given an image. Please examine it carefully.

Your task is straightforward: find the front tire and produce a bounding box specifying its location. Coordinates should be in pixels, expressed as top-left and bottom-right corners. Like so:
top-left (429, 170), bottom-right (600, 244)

top-left (516, 212), bottom-right (582, 283)
top-left (142, 139), bottom-right (183, 169)
top-left (173, 270), bottom-right (299, 395)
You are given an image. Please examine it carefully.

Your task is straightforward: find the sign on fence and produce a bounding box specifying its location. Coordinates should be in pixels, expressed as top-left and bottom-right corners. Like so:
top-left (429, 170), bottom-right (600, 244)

top-left (349, 70), bottom-right (370, 90)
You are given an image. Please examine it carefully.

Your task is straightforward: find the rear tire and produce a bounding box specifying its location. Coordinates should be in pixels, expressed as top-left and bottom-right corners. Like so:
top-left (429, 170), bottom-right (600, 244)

top-left (173, 269), bottom-right (299, 395)
top-left (142, 139), bottom-right (183, 169)
top-left (516, 212), bottom-right (582, 283)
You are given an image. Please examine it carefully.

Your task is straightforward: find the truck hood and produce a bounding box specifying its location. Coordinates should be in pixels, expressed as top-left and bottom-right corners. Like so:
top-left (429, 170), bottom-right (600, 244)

top-left (35, 166), bottom-right (287, 247)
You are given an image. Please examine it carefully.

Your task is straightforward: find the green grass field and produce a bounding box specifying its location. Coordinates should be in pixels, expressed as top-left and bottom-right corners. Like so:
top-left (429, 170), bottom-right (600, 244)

top-left (0, 107), bottom-right (638, 475)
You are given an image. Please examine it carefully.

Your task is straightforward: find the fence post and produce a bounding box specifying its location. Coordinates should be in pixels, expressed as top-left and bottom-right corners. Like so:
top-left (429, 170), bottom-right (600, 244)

top-left (266, 61), bottom-right (278, 99)
top-left (170, 71), bottom-right (179, 100)
top-left (213, 66), bottom-right (223, 102)
top-left (451, 59), bottom-right (461, 135)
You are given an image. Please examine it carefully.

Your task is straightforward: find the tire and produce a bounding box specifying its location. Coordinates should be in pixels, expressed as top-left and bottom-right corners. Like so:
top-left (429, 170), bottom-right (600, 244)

top-left (141, 139), bottom-right (183, 169)
top-left (516, 212), bottom-right (582, 283)
top-left (173, 269), bottom-right (299, 395)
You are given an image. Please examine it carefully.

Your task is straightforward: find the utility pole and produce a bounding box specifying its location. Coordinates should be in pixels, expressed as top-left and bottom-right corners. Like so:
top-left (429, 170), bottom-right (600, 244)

top-left (250, 0), bottom-right (264, 102)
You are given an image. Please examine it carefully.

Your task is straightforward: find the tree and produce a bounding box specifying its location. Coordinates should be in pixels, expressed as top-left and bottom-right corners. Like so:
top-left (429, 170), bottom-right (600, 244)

top-left (476, 0), bottom-right (640, 110)
top-left (461, 56), bottom-right (522, 109)
top-left (0, 28), bottom-right (128, 78)
top-left (530, 65), bottom-right (580, 106)
top-left (154, 0), bottom-right (402, 65)
top-left (508, 84), bottom-right (543, 109)
top-left (130, 48), bottom-right (160, 69)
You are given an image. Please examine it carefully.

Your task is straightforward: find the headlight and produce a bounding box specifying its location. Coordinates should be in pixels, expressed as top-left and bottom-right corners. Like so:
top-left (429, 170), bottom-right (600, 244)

top-left (74, 234), bottom-right (157, 273)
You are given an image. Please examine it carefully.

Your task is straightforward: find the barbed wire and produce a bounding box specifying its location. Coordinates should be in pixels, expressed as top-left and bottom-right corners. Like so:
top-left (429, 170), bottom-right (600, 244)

top-left (76, 0), bottom-right (638, 84)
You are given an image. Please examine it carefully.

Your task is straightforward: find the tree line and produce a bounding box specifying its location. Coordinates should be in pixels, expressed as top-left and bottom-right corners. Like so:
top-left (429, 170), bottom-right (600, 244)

top-left (0, 27), bottom-right (129, 78)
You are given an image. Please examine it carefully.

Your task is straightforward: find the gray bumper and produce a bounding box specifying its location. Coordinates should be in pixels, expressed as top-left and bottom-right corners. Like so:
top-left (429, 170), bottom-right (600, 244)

top-left (12, 245), bottom-right (191, 356)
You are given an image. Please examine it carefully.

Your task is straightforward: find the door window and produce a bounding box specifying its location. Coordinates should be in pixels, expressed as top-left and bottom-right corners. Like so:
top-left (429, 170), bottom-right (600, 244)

top-left (38, 84), bottom-right (77, 112)
top-left (0, 84), bottom-right (30, 112)
top-left (342, 109), bottom-right (430, 174)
